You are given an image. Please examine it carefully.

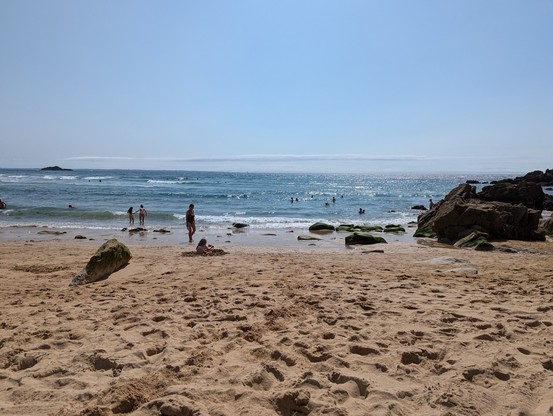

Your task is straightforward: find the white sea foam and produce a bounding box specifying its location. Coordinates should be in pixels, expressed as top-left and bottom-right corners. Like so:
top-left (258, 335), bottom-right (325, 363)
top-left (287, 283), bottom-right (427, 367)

top-left (42, 175), bottom-right (78, 180)
top-left (147, 180), bottom-right (183, 184)
top-left (0, 176), bottom-right (26, 183)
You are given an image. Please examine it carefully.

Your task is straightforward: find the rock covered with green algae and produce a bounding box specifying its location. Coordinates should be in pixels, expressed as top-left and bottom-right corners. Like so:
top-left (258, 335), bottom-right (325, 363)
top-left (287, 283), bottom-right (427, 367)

top-left (345, 232), bottom-right (387, 245)
top-left (336, 224), bottom-right (384, 233)
top-left (70, 239), bottom-right (132, 286)
top-left (383, 224), bottom-right (406, 233)
top-left (308, 222), bottom-right (335, 231)
top-left (453, 231), bottom-right (495, 251)
top-left (413, 227), bottom-right (436, 238)
top-left (297, 235), bottom-right (321, 241)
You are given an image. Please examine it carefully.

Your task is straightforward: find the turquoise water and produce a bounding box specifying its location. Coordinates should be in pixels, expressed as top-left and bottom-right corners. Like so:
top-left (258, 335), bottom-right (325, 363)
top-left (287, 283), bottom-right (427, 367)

top-left (0, 169), bottom-right (512, 232)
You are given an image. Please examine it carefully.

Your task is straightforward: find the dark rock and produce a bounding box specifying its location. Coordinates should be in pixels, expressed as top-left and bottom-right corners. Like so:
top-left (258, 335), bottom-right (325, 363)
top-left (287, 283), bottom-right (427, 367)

top-left (153, 229), bottom-right (171, 233)
top-left (336, 224), bottom-right (355, 232)
top-left (453, 231), bottom-right (494, 251)
top-left (416, 183), bottom-right (543, 242)
top-left (232, 222), bottom-right (249, 228)
top-left (515, 169), bottom-right (553, 185)
top-left (413, 227), bottom-right (436, 238)
top-left (345, 232), bottom-right (387, 245)
top-left (40, 166), bottom-right (73, 171)
top-left (360, 225), bottom-right (384, 232)
top-left (411, 205), bottom-right (427, 210)
top-left (74, 235), bottom-right (87, 239)
top-left (336, 224), bottom-right (383, 233)
top-left (384, 224), bottom-right (405, 233)
top-left (128, 227), bottom-right (147, 232)
top-left (0, 199), bottom-right (6, 209)
top-left (70, 239), bottom-right (132, 286)
top-left (541, 216), bottom-right (553, 236)
top-left (466, 180), bottom-right (480, 184)
top-left (494, 169), bottom-right (553, 186)
top-left (544, 194), bottom-right (553, 211)
top-left (308, 222), bottom-right (335, 231)
top-left (478, 182), bottom-right (544, 210)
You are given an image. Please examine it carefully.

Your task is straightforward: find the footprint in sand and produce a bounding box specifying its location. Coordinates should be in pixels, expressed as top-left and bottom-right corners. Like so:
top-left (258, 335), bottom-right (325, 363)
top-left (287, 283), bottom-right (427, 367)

top-left (273, 390), bottom-right (310, 415)
top-left (271, 350), bottom-right (297, 367)
top-left (349, 345), bottom-right (381, 356)
top-left (328, 371), bottom-right (369, 398)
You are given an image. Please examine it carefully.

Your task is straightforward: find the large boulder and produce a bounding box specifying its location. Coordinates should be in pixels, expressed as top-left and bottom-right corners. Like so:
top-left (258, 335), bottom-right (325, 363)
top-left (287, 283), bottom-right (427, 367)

top-left (70, 239), bottom-right (132, 286)
top-left (416, 184), bottom-right (543, 242)
top-left (308, 222), bottom-right (335, 232)
top-left (0, 199), bottom-right (6, 209)
top-left (345, 232), bottom-right (387, 245)
top-left (478, 182), bottom-right (544, 210)
top-left (383, 224), bottom-right (405, 233)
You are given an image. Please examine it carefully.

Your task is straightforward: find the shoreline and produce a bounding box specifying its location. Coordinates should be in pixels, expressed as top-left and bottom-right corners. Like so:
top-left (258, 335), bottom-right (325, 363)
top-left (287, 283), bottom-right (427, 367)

top-left (0, 223), bottom-right (422, 251)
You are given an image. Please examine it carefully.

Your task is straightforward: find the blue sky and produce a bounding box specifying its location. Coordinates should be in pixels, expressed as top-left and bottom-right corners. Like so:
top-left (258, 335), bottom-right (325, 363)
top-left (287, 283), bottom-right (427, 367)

top-left (1, 0), bottom-right (552, 173)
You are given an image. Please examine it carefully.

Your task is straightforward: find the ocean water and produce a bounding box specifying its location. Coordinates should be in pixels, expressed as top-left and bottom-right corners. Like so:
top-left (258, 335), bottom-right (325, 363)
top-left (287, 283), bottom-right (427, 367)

top-left (0, 168), bottom-right (512, 233)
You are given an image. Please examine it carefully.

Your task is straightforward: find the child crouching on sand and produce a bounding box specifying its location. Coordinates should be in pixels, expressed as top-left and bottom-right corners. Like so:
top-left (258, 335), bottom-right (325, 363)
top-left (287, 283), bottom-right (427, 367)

top-left (196, 238), bottom-right (226, 256)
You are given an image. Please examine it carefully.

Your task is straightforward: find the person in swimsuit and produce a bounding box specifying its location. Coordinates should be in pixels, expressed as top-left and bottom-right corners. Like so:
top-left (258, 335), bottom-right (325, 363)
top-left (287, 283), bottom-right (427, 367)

top-left (185, 203), bottom-right (196, 242)
top-left (138, 204), bottom-right (147, 226)
top-left (127, 206), bottom-right (135, 225)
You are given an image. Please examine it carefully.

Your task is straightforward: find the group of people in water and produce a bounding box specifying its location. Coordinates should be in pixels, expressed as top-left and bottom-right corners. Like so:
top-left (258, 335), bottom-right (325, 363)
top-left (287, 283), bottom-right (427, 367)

top-left (292, 194), bottom-right (368, 214)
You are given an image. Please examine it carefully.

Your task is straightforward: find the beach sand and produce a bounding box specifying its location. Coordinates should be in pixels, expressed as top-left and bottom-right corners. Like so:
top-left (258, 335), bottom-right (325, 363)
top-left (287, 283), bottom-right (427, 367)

top-left (0, 231), bottom-right (552, 415)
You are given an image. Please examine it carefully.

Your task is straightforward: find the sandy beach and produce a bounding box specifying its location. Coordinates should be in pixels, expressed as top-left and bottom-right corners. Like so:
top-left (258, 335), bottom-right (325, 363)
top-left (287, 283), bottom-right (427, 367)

top-left (1, 231), bottom-right (552, 416)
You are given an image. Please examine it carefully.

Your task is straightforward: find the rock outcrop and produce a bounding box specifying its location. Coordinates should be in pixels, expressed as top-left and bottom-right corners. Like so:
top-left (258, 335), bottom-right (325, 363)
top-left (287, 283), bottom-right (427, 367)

top-left (492, 169), bottom-right (553, 186)
top-left (416, 184), bottom-right (544, 243)
top-left (70, 239), bottom-right (132, 286)
top-left (0, 199), bottom-right (6, 209)
top-left (478, 182), bottom-right (544, 210)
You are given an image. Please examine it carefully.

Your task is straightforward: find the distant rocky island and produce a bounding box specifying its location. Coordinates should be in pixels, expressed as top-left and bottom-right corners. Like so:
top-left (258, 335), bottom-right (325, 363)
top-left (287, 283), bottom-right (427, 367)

top-left (41, 166), bottom-right (73, 171)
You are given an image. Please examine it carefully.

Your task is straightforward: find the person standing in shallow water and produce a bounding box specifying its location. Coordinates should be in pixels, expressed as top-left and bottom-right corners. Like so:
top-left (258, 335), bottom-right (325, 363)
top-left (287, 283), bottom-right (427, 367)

top-left (138, 204), bottom-right (147, 226)
top-left (127, 207), bottom-right (135, 225)
top-left (186, 203), bottom-right (196, 243)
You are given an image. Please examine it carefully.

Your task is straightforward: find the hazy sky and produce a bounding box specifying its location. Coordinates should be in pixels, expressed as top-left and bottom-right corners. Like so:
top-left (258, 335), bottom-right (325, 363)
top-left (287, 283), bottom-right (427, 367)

top-left (1, 0), bottom-right (552, 173)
